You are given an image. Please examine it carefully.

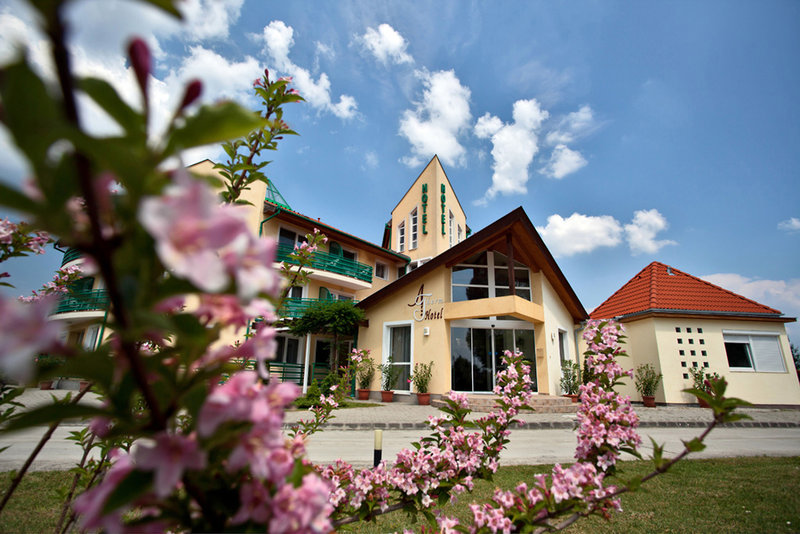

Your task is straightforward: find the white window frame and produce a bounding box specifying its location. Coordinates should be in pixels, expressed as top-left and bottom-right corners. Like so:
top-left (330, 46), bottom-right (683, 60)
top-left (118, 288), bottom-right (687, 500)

top-left (449, 211), bottom-right (455, 247)
top-left (410, 208), bottom-right (418, 249)
top-left (457, 224), bottom-right (463, 243)
top-left (398, 221), bottom-right (405, 253)
top-left (722, 331), bottom-right (787, 373)
top-left (382, 320), bottom-right (414, 394)
top-left (375, 261), bottom-right (388, 280)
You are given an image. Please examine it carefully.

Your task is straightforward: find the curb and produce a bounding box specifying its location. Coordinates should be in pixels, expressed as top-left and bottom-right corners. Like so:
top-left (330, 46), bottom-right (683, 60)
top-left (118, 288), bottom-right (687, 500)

top-left (283, 420), bottom-right (800, 431)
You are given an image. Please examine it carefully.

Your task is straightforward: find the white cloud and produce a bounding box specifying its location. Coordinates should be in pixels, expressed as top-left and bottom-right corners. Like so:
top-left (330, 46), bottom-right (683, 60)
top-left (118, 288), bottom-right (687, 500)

top-left (358, 23), bottom-right (413, 66)
top-left (701, 273), bottom-right (800, 318)
top-left (539, 144), bottom-right (587, 179)
top-left (536, 213), bottom-right (623, 257)
top-left (473, 99), bottom-right (548, 204)
top-left (545, 105), bottom-right (596, 145)
top-left (624, 209), bottom-right (677, 255)
top-left (778, 217), bottom-right (800, 232)
top-left (398, 69), bottom-right (472, 167)
top-left (259, 20), bottom-right (357, 120)
top-left (362, 151), bottom-right (379, 170)
top-left (179, 0), bottom-right (244, 42)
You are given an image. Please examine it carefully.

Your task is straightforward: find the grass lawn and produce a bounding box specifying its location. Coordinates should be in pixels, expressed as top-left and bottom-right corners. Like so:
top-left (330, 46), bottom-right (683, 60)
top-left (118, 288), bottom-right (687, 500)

top-left (1, 457), bottom-right (797, 533)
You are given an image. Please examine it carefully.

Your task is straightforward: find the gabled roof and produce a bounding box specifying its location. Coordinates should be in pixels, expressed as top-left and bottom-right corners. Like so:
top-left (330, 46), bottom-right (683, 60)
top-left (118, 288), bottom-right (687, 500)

top-left (590, 261), bottom-right (789, 321)
top-left (358, 207), bottom-right (588, 322)
top-left (263, 201), bottom-right (409, 263)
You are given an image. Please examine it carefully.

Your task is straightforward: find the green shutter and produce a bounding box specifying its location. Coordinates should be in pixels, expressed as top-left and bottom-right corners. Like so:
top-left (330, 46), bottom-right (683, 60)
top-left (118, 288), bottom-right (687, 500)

top-left (319, 287), bottom-right (332, 300)
top-left (329, 242), bottom-right (342, 257)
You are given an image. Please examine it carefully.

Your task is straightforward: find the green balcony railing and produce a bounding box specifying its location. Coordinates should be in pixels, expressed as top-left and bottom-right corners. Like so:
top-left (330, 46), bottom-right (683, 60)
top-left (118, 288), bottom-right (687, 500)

top-left (279, 297), bottom-right (360, 318)
top-left (266, 361), bottom-right (330, 386)
top-left (52, 289), bottom-right (110, 315)
top-left (276, 243), bottom-right (373, 283)
top-left (60, 247), bottom-right (83, 266)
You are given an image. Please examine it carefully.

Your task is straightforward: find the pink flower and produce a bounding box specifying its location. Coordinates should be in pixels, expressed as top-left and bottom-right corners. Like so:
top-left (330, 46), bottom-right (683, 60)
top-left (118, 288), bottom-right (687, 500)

top-left (128, 37), bottom-right (150, 95)
top-left (0, 295), bottom-right (63, 382)
top-left (138, 169), bottom-right (249, 293)
top-left (134, 432), bottom-right (206, 497)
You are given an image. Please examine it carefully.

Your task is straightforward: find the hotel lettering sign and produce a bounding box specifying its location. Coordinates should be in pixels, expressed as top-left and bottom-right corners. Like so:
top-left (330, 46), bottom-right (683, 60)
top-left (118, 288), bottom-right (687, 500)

top-left (440, 184), bottom-right (446, 235)
top-left (408, 284), bottom-right (443, 322)
top-left (421, 184), bottom-right (428, 235)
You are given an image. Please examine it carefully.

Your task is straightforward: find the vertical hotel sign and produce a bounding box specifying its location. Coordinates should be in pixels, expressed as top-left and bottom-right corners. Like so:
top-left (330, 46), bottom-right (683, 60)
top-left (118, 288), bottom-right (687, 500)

top-left (440, 184), bottom-right (447, 235)
top-left (421, 184), bottom-right (428, 234)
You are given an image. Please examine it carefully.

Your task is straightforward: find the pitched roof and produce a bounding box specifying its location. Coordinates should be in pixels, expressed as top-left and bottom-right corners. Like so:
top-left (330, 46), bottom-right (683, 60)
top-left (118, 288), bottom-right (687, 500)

top-left (359, 207), bottom-right (589, 322)
top-left (590, 261), bottom-right (786, 320)
top-left (263, 200), bottom-right (410, 263)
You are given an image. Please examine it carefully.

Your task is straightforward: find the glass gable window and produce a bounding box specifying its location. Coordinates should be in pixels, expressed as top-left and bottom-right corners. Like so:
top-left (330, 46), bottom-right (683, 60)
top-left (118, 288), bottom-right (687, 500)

top-left (451, 251), bottom-right (531, 302)
top-left (398, 222), bottom-right (405, 252)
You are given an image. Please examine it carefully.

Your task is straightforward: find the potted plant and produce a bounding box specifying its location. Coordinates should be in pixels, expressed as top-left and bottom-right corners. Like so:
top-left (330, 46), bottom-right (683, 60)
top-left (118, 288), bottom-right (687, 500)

top-left (409, 361), bottom-right (434, 405)
top-left (634, 363), bottom-right (662, 407)
top-left (351, 348), bottom-right (375, 401)
top-left (380, 356), bottom-right (401, 402)
top-left (689, 367), bottom-right (720, 408)
top-left (560, 361), bottom-right (580, 402)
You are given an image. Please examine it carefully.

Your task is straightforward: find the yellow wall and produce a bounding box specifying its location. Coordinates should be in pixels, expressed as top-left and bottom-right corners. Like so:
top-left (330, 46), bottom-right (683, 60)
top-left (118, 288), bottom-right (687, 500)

top-left (539, 274), bottom-right (581, 395)
top-left (581, 316), bottom-right (800, 406)
top-left (390, 157), bottom-right (467, 262)
top-left (358, 268), bottom-right (451, 395)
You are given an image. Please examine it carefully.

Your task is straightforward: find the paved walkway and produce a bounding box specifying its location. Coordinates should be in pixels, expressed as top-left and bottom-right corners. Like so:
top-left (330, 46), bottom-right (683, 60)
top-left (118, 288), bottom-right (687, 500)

top-left (12, 388), bottom-right (797, 430)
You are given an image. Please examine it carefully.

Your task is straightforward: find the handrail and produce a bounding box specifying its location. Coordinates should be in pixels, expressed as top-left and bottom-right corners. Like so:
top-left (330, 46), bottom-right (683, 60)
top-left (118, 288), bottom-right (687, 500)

top-left (51, 289), bottom-right (110, 315)
top-left (279, 297), bottom-right (360, 318)
top-left (276, 243), bottom-right (373, 283)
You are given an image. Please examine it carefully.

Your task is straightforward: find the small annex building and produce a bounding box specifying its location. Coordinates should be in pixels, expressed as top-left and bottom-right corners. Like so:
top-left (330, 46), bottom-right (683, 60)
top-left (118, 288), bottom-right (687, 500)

top-left (589, 261), bottom-right (800, 406)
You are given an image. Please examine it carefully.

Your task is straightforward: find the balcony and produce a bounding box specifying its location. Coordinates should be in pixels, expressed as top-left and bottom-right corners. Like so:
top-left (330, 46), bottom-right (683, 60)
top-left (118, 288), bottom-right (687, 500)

top-left (60, 247), bottom-right (83, 266)
top-left (279, 297), bottom-right (360, 318)
top-left (276, 243), bottom-right (373, 283)
top-left (52, 289), bottom-right (110, 315)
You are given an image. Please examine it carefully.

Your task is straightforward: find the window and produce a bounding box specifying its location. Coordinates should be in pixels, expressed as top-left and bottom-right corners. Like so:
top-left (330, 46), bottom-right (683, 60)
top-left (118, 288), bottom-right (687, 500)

top-left (677, 338), bottom-right (683, 344)
top-left (458, 224), bottom-right (463, 243)
top-left (410, 209), bottom-right (418, 249)
top-left (681, 361), bottom-right (687, 367)
top-left (687, 328), bottom-right (692, 333)
top-left (451, 251), bottom-right (531, 302)
top-left (279, 227), bottom-right (305, 248)
top-left (398, 222), bottom-right (405, 252)
top-left (699, 339), bottom-right (705, 345)
top-left (675, 327), bottom-right (681, 333)
top-left (697, 328), bottom-right (703, 334)
top-left (397, 266), bottom-right (406, 279)
top-left (724, 332), bottom-right (786, 372)
top-left (449, 211), bottom-right (455, 247)
top-left (275, 335), bottom-right (301, 364)
top-left (288, 286), bottom-right (303, 299)
top-left (679, 350), bottom-right (685, 356)
top-left (701, 350), bottom-right (707, 356)
top-left (558, 330), bottom-right (568, 364)
top-left (375, 262), bottom-right (388, 280)
top-left (688, 339), bottom-right (694, 344)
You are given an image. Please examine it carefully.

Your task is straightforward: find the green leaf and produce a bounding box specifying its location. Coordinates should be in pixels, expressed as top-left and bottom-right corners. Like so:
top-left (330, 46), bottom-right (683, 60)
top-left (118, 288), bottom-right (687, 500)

top-left (682, 437), bottom-right (706, 452)
top-left (78, 77), bottom-right (144, 138)
top-left (140, 0), bottom-right (182, 17)
top-left (162, 102), bottom-right (264, 158)
top-left (102, 469), bottom-right (154, 514)
top-left (0, 181), bottom-right (38, 214)
top-left (5, 403), bottom-right (107, 431)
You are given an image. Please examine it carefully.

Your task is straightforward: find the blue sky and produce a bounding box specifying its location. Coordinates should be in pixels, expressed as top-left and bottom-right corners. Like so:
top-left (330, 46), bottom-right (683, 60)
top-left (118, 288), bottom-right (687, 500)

top-left (1, 0), bottom-right (799, 339)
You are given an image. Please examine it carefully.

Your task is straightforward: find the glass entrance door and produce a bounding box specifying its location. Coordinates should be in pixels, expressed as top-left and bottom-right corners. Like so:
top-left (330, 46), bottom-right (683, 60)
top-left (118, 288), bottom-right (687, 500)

top-left (451, 325), bottom-right (536, 392)
top-left (388, 325), bottom-right (411, 391)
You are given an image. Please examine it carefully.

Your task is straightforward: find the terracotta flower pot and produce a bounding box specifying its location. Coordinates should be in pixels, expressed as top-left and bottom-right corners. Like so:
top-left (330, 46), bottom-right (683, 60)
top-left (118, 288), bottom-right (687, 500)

top-left (642, 395), bottom-right (656, 408)
top-left (80, 380), bottom-right (91, 393)
top-left (416, 392), bottom-right (431, 406)
top-left (563, 394), bottom-right (579, 403)
top-left (39, 380), bottom-right (53, 390)
top-left (357, 389), bottom-right (370, 401)
top-left (381, 390), bottom-right (394, 403)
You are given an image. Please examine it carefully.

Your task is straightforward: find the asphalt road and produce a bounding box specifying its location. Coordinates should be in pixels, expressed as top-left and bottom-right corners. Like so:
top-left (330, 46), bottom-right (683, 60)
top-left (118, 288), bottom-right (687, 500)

top-left (1, 425), bottom-right (798, 472)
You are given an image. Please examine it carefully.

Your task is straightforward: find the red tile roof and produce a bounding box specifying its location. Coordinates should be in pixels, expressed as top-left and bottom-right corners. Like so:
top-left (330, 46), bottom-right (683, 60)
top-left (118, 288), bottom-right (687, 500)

top-left (590, 262), bottom-right (783, 319)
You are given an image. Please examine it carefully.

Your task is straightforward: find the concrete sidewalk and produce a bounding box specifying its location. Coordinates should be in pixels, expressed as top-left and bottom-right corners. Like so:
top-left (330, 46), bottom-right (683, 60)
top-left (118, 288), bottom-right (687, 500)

top-left (9, 388), bottom-right (800, 430)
